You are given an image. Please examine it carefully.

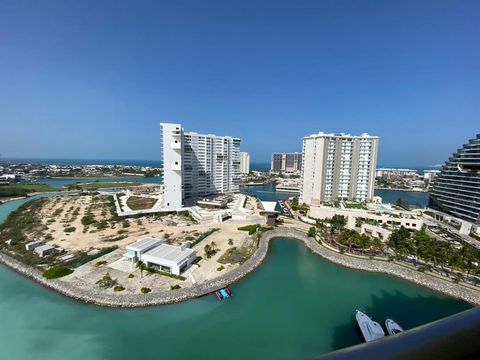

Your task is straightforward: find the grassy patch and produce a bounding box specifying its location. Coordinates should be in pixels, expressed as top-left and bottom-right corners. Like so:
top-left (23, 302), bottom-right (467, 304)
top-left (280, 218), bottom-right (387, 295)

top-left (126, 196), bottom-right (158, 210)
top-left (191, 228), bottom-right (220, 246)
top-left (146, 266), bottom-right (186, 280)
top-left (170, 284), bottom-right (181, 290)
top-left (344, 202), bottom-right (367, 210)
top-left (218, 246), bottom-right (255, 264)
top-left (67, 182), bottom-right (139, 190)
top-left (141, 287), bottom-right (151, 294)
top-left (0, 183), bottom-right (57, 198)
top-left (43, 265), bottom-right (73, 279)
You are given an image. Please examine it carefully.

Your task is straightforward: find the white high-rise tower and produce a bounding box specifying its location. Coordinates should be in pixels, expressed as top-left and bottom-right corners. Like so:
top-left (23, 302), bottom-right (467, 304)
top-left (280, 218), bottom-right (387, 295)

top-left (160, 123), bottom-right (241, 209)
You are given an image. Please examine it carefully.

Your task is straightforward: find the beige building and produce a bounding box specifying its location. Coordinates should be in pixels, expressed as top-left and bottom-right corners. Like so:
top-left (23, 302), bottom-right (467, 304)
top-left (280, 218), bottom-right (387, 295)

top-left (240, 152), bottom-right (250, 174)
top-left (300, 132), bottom-right (379, 205)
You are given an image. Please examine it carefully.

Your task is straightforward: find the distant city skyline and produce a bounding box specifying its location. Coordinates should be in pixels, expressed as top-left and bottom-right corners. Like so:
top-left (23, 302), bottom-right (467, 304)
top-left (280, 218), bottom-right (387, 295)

top-left (1, 0), bottom-right (479, 166)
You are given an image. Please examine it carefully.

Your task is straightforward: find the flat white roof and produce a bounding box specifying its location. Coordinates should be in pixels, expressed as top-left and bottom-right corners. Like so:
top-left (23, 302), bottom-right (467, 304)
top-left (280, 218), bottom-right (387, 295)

top-left (142, 244), bottom-right (195, 264)
top-left (305, 132), bottom-right (378, 139)
top-left (127, 237), bottom-right (162, 252)
top-left (35, 244), bottom-right (55, 251)
top-left (261, 201), bottom-right (278, 213)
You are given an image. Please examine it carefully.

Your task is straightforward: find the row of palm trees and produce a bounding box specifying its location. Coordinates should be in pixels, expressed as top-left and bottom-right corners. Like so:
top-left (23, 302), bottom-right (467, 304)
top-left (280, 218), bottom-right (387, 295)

top-left (388, 226), bottom-right (480, 281)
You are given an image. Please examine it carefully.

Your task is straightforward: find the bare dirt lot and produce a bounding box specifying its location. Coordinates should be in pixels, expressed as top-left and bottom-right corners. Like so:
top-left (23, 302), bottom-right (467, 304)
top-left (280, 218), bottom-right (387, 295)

top-left (30, 194), bottom-right (263, 294)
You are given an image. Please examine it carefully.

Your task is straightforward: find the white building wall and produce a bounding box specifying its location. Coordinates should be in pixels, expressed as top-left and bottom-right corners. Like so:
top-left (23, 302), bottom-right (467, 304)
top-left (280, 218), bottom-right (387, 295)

top-left (161, 123), bottom-right (241, 207)
top-left (160, 123), bottom-right (184, 209)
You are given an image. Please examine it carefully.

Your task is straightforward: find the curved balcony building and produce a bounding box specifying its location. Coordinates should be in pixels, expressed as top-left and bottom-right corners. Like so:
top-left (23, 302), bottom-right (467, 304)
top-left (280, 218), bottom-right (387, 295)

top-left (429, 134), bottom-right (480, 224)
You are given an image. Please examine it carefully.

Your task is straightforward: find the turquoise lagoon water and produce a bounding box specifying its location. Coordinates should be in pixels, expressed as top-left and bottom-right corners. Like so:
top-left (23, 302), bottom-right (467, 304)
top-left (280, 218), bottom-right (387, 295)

top-left (0, 239), bottom-right (471, 360)
top-left (0, 185), bottom-right (470, 359)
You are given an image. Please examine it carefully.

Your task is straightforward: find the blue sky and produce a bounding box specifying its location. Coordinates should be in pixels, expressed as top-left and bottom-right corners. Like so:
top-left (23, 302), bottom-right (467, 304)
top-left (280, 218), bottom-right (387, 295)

top-left (0, 0), bottom-right (478, 166)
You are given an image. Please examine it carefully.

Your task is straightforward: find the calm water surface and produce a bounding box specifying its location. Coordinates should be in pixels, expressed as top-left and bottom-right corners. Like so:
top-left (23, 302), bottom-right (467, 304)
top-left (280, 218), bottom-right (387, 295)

top-left (0, 239), bottom-right (471, 360)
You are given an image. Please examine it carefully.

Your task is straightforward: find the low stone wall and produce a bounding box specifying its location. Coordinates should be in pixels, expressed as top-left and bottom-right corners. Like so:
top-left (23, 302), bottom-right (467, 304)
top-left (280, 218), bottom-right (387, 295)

top-left (1, 228), bottom-right (479, 307)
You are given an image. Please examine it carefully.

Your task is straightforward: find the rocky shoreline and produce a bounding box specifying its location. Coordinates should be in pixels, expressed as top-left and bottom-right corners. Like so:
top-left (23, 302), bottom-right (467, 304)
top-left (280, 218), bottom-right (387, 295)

top-left (0, 228), bottom-right (479, 307)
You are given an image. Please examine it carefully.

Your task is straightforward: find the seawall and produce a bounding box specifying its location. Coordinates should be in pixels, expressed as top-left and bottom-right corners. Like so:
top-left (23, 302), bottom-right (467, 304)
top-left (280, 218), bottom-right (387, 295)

top-left (0, 228), bottom-right (479, 307)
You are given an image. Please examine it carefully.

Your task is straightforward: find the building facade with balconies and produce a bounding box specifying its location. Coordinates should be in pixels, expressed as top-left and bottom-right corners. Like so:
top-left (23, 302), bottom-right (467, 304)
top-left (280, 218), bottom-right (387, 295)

top-left (300, 132), bottom-right (379, 205)
top-left (271, 152), bottom-right (302, 173)
top-left (160, 123), bottom-right (241, 209)
top-left (429, 134), bottom-right (480, 225)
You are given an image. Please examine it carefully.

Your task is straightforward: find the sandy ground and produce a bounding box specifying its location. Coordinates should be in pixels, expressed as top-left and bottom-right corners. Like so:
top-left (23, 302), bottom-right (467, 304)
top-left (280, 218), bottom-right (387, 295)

top-left (61, 220), bottom-right (258, 295)
top-left (35, 194), bottom-right (256, 252)
top-left (32, 194), bottom-right (264, 294)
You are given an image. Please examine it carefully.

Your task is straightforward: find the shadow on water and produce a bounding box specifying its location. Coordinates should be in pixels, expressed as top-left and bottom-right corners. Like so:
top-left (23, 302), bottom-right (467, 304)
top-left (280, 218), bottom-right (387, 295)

top-left (330, 289), bottom-right (472, 351)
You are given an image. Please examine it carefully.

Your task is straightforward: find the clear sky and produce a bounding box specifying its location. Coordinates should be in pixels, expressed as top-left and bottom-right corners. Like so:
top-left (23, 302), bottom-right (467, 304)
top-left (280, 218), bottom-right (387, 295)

top-left (0, 0), bottom-right (478, 166)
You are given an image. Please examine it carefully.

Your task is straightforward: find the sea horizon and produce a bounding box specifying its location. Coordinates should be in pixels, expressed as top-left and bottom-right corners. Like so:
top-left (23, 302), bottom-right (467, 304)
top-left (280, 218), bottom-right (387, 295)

top-left (0, 157), bottom-right (440, 172)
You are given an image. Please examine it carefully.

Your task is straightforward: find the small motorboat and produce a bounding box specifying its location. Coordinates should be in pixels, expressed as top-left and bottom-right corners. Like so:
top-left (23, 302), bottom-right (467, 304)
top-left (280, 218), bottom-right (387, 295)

top-left (214, 287), bottom-right (232, 300)
top-left (385, 319), bottom-right (404, 335)
top-left (355, 310), bottom-right (385, 342)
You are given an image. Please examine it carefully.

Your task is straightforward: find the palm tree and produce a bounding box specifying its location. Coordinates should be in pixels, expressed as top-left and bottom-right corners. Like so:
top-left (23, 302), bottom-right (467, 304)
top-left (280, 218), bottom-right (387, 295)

top-left (136, 260), bottom-right (147, 278)
top-left (210, 241), bottom-right (217, 252)
top-left (330, 215), bottom-right (346, 234)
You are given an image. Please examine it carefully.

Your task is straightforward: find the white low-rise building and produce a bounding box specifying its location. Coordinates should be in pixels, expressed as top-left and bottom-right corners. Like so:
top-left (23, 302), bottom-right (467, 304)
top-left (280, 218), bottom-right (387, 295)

top-left (124, 237), bottom-right (163, 263)
top-left (141, 243), bottom-right (197, 275)
top-left (34, 244), bottom-right (56, 257)
top-left (124, 237), bottom-right (197, 275)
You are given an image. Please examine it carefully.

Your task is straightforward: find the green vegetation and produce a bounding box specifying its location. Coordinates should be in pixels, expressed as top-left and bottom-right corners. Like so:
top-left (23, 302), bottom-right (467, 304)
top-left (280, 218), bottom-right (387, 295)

top-left (238, 224), bottom-right (261, 235)
top-left (204, 242), bottom-right (218, 258)
top-left (113, 285), bottom-right (125, 292)
top-left (0, 183), bottom-right (57, 198)
top-left (42, 265), bottom-right (73, 279)
top-left (96, 273), bottom-right (116, 289)
top-left (191, 228), bottom-right (220, 246)
top-left (81, 213), bottom-right (96, 226)
top-left (170, 284), bottom-right (181, 290)
top-left (217, 265), bottom-right (225, 271)
top-left (67, 182), bottom-right (138, 190)
top-left (344, 202), bottom-right (367, 210)
top-left (218, 246), bottom-right (255, 264)
top-left (146, 266), bottom-right (186, 280)
top-left (288, 196), bottom-right (309, 212)
top-left (95, 261), bottom-right (107, 267)
top-left (128, 273), bottom-right (135, 279)
top-left (64, 226), bottom-right (76, 233)
top-left (388, 226), bottom-right (480, 279)
top-left (65, 246), bottom-right (118, 268)
top-left (126, 196), bottom-right (158, 210)
top-left (238, 224), bottom-right (273, 235)
top-left (329, 215), bottom-right (347, 234)
top-left (141, 287), bottom-right (151, 294)
top-left (337, 229), bottom-right (374, 252)
top-left (307, 226), bottom-right (317, 238)
top-left (0, 198), bottom-right (50, 266)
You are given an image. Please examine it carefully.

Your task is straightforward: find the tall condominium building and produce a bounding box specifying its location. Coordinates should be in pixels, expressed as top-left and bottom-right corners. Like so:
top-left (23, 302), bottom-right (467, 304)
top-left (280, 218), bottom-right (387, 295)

top-left (160, 123), bottom-right (241, 209)
top-left (300, 132), bottom-right (379, 205)
top-left (429, 134), bottom-right (480, 224)
top-left (240, 152), bottom-right (250, 174)
top-left (271, 152), bottom-right (302, 173)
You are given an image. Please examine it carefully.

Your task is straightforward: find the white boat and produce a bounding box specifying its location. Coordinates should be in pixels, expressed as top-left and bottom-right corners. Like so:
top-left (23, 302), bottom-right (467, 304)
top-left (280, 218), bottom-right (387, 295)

top-left (355, 310), bottom-right (386, 342)
top-left (385, 319), bottom-right (404, 335)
